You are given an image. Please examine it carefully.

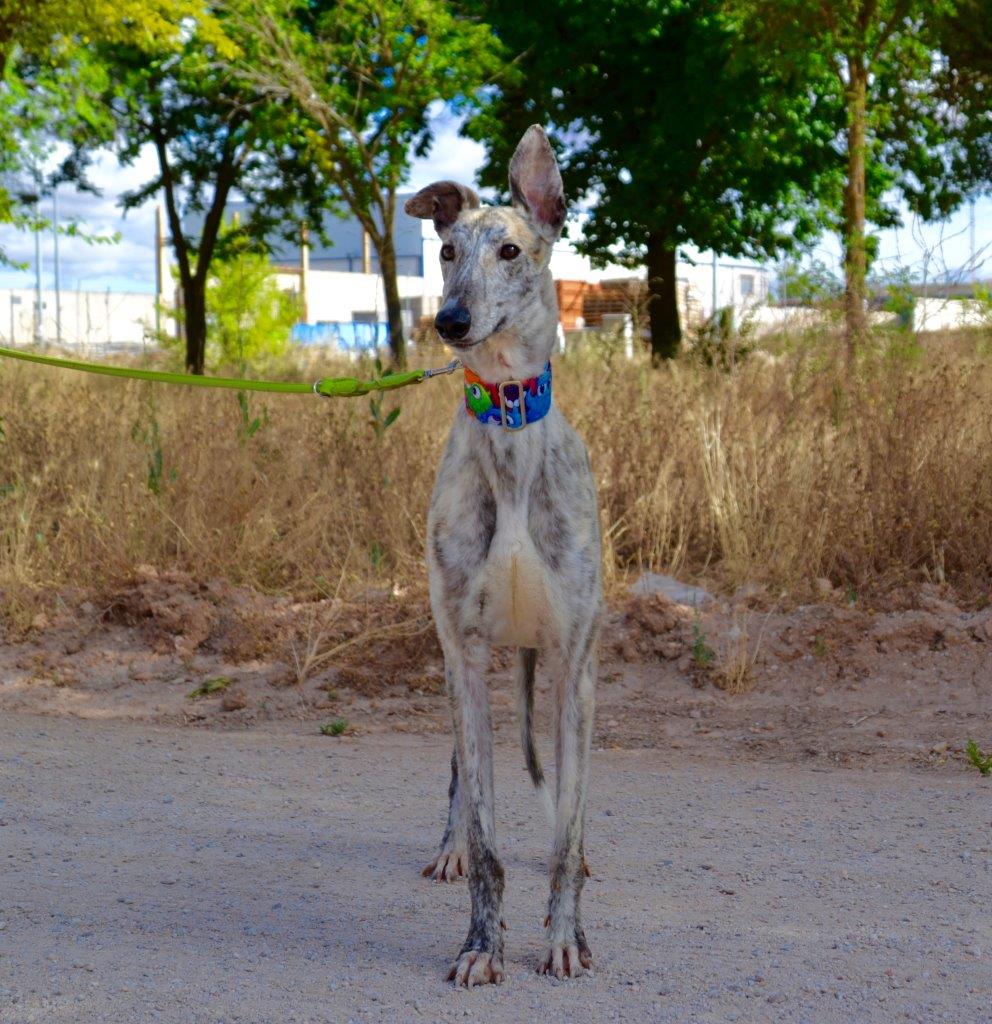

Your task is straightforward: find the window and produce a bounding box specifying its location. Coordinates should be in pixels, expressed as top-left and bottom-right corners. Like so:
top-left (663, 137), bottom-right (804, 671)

top-left (739, 274), bottom-right (755, 297)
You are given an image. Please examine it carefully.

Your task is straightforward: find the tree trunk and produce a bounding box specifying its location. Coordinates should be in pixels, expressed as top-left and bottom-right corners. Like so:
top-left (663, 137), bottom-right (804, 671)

top-left (377, 233), bottom-right (406, 369)
top-left (184, 274), bottom-right (207, 375)
top-left (646, 233), bottom-right (681, 362)
top-left (842, 55), bottom-right (869, 358)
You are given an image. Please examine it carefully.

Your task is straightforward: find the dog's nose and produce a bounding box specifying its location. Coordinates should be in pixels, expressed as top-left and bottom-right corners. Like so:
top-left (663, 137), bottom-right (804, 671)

top-left (435, 304), bottom-right (472, 342)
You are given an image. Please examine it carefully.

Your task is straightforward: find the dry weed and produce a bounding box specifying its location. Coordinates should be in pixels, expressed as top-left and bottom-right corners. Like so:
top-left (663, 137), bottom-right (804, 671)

top-left (2, 329), bottom-right (991, 633)
top-left (712, 607), bottom-right (774, 695)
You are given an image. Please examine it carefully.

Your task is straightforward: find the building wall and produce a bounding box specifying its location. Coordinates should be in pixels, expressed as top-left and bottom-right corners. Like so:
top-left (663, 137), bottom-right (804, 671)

top-left (275, 269), bottom-right (431, 330)
top-left (0, 288), bottom-right (156, 347)
top-left (914, 297), bottom-right (989, 333)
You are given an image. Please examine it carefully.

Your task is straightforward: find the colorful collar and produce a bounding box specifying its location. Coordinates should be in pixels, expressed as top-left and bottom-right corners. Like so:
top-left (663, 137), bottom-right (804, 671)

top-left (463, 363), bottom-right (552, 430)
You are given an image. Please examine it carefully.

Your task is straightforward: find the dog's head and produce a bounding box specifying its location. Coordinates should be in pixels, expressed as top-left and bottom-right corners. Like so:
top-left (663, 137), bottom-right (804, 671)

top-left (405, 125), bottom-right (565, 372)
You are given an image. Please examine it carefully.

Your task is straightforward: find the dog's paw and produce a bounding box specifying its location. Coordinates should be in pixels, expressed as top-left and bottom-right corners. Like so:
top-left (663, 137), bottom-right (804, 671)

top-left (448, 949), bottom-right (505, 988)
top-left (538, 939), bottom-right (592, 980)
top-left (421, 848), bottom-right (467, 883)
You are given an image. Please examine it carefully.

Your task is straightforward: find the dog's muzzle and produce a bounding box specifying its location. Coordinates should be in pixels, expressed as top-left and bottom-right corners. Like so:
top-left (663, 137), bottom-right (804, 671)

top-left (435, 303), bottom-right (472, 342)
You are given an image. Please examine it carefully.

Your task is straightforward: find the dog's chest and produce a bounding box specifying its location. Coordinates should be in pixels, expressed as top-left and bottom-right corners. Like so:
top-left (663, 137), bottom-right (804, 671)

top-left (472, 432), bottom-right (561, 647)
top-left (483, 507), bottom-right (553, 646)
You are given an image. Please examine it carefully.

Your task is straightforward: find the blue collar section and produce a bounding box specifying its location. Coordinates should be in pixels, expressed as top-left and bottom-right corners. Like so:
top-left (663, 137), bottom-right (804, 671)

top-left (463, 362), bottom-right (553, 430)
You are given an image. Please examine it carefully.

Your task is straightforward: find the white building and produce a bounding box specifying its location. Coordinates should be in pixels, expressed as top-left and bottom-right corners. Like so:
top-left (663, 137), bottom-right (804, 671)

top-left (0, 286), bottom-right (155, 348)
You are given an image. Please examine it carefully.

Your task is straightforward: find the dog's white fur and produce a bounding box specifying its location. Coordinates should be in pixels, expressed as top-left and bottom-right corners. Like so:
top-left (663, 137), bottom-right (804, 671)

top-left (406, 125), bottom-right (603, 987)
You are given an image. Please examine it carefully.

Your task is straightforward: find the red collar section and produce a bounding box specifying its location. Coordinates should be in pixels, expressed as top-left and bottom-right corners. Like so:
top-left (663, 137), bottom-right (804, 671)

top-left (462, 363), bottom-right (553, 430)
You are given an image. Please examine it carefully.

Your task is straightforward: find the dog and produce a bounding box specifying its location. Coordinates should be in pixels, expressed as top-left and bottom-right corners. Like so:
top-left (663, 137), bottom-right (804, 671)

top-left (404, 124), bottom-right (603, 987)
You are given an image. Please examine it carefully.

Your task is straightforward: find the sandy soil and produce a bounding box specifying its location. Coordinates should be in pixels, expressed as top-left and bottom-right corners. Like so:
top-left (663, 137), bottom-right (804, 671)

top-left (1, 569), bottom-right (990, 771)
top-left (1, 713), bottom-right (990, 1024)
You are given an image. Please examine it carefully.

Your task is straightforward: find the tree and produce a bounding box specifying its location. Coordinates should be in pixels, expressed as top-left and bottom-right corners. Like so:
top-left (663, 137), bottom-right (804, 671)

top-left (229, 0), bottom-right (506, 368)
top-left (87, 13), bottom-right (322, 373)
top-left (205, 230), bottom-right (300, 368)
top-left (0, 1), bottom-right (234, 263)
top-left (0, 0), bottom-right (233, 74)
top-left (465, 0), bottom-right (839, 360)
top-left (731, 0), bottom-right (992, 354)
top-left (937, 0), bottom-right (992, 205)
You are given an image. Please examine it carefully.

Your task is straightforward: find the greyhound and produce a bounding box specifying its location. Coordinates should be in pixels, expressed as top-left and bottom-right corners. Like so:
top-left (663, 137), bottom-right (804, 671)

top-left (404, 125), bottom-right (602, 988)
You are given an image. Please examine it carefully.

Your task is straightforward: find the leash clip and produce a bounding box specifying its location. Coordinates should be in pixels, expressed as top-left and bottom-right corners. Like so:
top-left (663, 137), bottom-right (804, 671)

top-left (421, 358), bottom-right (461, 380)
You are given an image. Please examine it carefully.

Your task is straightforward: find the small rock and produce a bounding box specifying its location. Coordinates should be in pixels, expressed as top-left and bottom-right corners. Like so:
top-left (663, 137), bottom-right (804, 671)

top-left (814, 578), bottom-right (835, 598)
top-left (30, 613), bottom-right (50, 632)
top-left (628, 573), bottom-right (713, 608)
top-left (221, 689), bottom-right (248, 712)
top-left (734, 582), bottom-right (766, 603)
top-left (813, 685), bottom-right (827, 696)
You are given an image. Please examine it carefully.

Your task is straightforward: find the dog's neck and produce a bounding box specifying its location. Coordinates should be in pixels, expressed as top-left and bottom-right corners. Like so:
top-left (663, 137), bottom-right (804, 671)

top-left (460, 328), bottom-right (553, 383)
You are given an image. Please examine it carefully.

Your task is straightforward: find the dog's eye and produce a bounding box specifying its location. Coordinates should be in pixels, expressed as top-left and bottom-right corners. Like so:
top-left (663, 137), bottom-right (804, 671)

top-left (499, 243), bottom-right (520, 260)
top-left (440, 244), bottom-right (455, 262)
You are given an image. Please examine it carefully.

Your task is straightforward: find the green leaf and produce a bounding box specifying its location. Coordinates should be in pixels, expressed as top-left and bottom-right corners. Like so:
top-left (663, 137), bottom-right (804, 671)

top-left (187, 676), bottom-right (234, 700)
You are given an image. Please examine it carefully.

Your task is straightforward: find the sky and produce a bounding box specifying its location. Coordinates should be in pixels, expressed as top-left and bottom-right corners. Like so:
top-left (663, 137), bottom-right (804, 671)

top-left (0, 106), bottom-right (989, 295)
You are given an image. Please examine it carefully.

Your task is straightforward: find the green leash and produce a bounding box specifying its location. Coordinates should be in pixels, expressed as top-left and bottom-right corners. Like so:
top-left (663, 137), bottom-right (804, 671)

top-left (0, 344), bottom-right (461, 398)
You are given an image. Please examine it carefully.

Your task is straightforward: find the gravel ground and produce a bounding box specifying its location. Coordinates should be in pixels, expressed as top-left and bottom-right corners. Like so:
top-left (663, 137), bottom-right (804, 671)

top-left (1, 713), bottom-right (990, 1024)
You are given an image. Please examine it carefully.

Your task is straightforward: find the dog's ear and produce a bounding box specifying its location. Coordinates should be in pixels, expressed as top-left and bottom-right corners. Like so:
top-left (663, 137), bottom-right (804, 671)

top-left (404, 181), bottom-right (480, 232)
top-left (509, 125), bottom-right (566, 242)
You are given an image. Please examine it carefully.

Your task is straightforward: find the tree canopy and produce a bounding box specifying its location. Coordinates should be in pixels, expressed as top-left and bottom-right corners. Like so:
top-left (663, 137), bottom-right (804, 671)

top-left (729, 0), bottom-right (992, 349)
top-left (466, 0), bottom-right (840, 358)
top-left (229, 0), bottom-right (507, 367)
top-left (76, 6), bottom-right (325, 373)
top-left (0, 0), bottom-right (234, 267)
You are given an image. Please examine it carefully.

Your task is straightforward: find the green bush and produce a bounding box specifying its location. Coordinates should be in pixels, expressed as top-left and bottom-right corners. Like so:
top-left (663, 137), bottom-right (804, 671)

top-left (206, 239), bottom-right (301, 370)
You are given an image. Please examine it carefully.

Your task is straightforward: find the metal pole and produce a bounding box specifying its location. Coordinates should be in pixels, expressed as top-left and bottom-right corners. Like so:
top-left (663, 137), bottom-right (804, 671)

top-left (969, 198), bottom-right (976, 284)
top-left (155, 204), bottom-right (163, 337)
top-left (52, 186), bottom-right (62, 345)
top-left (34, 201), bottom-right (43, 346)
top-left (711, 249), bottom-right (717, 319)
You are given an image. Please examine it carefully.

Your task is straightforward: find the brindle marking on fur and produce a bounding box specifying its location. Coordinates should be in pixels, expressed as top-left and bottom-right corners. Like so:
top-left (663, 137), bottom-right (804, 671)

top-left (407, 124), bottom-right (603, 987)
top-left (529, 467), bottom-right (570, 571)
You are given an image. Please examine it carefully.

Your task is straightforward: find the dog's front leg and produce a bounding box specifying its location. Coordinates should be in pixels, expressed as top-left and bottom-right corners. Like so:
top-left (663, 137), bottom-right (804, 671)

top-left (541, 644), bottom-right (596, 979)
top-left (422, 749), bottom-right (467, 882)
top-left (443, 639), bottom-right (505, 987)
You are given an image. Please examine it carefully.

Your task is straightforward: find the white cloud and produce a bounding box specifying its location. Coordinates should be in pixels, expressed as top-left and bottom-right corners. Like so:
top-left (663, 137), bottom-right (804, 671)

top-left (0, 146), bottom-right (162, 293)
top-left (407, 103), bottom-right (489, 194)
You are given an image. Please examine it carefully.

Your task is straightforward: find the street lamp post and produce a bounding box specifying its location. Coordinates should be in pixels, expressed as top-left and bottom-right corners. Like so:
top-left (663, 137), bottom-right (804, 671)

top-left (52, 186), bottom-right (62, 345)
top-left (34, 198), bottom-right (44, 346)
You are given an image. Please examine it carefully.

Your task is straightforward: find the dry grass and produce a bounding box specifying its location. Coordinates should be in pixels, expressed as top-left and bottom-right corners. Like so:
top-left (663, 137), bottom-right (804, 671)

top-left (2, 329), bottom-right (992, 634)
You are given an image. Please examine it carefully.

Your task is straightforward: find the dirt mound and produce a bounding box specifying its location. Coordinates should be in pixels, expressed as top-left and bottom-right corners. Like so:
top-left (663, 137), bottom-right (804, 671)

top-left (0, 575), bottom-right (989, 771)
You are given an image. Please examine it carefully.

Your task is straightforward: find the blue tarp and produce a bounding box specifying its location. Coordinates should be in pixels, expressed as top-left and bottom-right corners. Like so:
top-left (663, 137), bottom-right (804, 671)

top-left (291, 321), bottom-right (388, 352)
